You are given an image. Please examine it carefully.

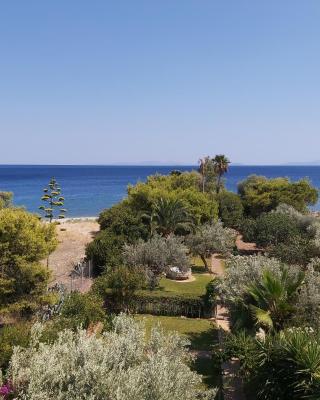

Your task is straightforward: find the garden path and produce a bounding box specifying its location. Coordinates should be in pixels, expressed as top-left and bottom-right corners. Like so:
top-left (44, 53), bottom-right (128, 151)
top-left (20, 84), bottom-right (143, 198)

top-left (211, 253), bottom-right (245, 400)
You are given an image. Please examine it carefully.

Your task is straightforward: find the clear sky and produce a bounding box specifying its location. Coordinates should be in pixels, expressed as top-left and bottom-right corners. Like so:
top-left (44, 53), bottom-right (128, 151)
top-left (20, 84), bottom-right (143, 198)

top-left (1, 1), bottom-right (320, 165)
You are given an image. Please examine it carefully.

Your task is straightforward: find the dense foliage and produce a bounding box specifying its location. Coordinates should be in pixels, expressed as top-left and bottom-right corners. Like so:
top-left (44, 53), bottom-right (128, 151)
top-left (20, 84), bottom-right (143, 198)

top-left (94, 265), bottom-right (147, 308)
top-left (0, 208), bottom-right (57, 315)
top-left (8, 314), bottom-right (217, 400)
top-left (241, 205), bottom-right (320, 265)
top-left (123, 234), bottom-right (190, 288)
top-left (223, 328), bottom-right (320, 399)
top-left (59, 292), bottom-right (106, 330)
top-left (217, 191), bottom-right (244, 228)
top-left (127, 173), bottom-right (219, 225)
top-left (238, 175), bottom-right (318, 216)
top-left (0, 192), bottom-right (12, 209)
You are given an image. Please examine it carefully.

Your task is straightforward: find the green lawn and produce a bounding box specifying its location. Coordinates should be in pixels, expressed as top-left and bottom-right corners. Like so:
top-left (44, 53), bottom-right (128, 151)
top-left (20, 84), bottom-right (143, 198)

top-left (191, 256), bottom-right (211, 273)
top-left (135, 273), bottom-right (213, 300)
top-left (157, 273), bottom-right (213, 297)
top-left (135, 314), bottom-right (217, 351)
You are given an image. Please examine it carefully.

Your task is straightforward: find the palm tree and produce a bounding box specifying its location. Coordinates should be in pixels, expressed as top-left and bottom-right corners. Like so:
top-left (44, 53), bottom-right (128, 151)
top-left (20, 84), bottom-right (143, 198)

top-left (198, 156), bottom-right (210, 193)
top-left (150, 198), bottom-right (193, 236)
top-left (212, 154), bottom-right (230, 193)
top-left (246, 267), bottom-right (304, 331)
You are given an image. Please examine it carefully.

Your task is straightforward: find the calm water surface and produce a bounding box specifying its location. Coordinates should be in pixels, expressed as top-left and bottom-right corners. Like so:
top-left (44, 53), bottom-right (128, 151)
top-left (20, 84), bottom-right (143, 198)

top-left (0, 165), bottom-right (319, 217)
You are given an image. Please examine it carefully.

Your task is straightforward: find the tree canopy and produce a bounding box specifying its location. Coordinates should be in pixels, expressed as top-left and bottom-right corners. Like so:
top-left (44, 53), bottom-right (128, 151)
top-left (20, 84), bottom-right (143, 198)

top-left (238, 175), bottom-right (318, 216)
top-left (0, 208), bottom-right (57, 315)
top-left (186, 221), bottom-right (236, 270)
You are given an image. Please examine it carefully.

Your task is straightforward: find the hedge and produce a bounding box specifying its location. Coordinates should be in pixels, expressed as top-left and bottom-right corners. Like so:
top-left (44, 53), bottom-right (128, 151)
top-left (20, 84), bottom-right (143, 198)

top-left (104, 292), bottom-right (213, 318)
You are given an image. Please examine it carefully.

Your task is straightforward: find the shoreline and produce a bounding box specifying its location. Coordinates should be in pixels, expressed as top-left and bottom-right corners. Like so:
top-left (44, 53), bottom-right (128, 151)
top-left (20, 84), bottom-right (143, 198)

top-left (53, 216), bottom-right (98, 223)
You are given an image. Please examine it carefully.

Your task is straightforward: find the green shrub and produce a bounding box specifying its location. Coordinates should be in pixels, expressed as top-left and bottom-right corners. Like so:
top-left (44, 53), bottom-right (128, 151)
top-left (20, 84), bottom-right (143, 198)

top-left (251, 212), bottom-right (301, 247)
top-left (270, 236), bottom-right (320, 266)
top-left (94, 266), bottom-right (146, 308)
top-left (223, 328), bottom-right (320, 399)
top-left (85, 229), bottom-right (125, 274)
top-left (59, 292), bottom-right (106, 329)
top-left (98, 201), bottom-right (149, 241)
top-left (103, 292), bottom-right (209, 318)
top-left (0, 322), bottom-right (30, 371)
top-left (218, 191), bottom-right (244, 228)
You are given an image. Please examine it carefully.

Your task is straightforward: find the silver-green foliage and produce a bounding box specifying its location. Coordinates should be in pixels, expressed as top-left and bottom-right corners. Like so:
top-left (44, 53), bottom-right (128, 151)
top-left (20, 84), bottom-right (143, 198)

top-left (217, 255), bottom-right (284, 305)
top-left (9, 314), bottom-right (217, 400)
top-left (123, 234), bottom-right (190, 274)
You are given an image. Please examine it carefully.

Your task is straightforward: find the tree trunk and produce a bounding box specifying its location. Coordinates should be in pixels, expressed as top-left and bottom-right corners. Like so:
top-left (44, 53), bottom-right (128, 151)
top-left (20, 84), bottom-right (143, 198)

top-left (200, 254), bottom-right (209, 271)
top-left (216, 174), bottom-right (222, 194)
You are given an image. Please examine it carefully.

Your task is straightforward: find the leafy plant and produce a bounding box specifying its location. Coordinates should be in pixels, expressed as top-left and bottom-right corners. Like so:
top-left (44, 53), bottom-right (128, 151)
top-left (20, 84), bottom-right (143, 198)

top-left (150, 197), bottom-right (193, 236)
top-left (246, 267), bottom-right (304, 331)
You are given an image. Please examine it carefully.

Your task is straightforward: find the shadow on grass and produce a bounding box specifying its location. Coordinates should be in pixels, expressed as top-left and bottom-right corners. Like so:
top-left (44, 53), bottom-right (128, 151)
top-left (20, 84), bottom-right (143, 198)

top-left (188, 327), bottom-right (219, 351)
top-left (192, 357), bottom-right (222, 389)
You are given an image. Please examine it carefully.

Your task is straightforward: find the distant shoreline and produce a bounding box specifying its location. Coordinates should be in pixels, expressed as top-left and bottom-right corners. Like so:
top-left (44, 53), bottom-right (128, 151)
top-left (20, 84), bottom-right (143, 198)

top-left (53, 217), bottom-right (98, 223)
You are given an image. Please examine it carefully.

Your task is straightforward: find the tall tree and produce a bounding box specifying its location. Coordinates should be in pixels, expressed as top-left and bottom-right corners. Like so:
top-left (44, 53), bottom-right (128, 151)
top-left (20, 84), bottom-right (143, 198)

top-left (198, 157), bottom-right (216, 193)
top-left (39, 177), bottom-right (66, 222)
top-left (212, 154), bottom-right (230, 193)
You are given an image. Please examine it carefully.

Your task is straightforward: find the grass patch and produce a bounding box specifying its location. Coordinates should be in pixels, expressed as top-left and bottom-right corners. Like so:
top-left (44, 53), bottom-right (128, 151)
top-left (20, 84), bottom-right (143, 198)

top-left (141, 273), bottom-right (213, 299)
top-left (135, 314), bottom-right (218, 351)
top-left (191, 256), bottom-right (211, 273)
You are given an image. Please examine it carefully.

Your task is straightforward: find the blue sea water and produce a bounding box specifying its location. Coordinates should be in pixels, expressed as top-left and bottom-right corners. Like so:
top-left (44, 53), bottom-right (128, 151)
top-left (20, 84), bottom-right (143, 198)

top-left (0, 165), bottom-right (320, 217)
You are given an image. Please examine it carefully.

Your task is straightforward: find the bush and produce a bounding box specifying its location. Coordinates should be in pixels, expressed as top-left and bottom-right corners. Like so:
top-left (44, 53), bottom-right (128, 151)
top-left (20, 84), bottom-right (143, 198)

top-left (223, 328), bottom-right (320, 399)
top-left (0, 322), bottom-right (30, 372)
top-left (8, 314), bottom-right (217, 399)
top-left (0, 208), bottom-right (57, 315)
top-left (103, 292), bottom-right (209, 318)
top-left (218, 191), bottom-right (244, 228)
top-left (250, 212), bottom-right (301, 247)
top-left (85, 229), bottom-right (125, 274)
top-left (270, 236), bottom-right (320, 266)
top-left (0, 192), bottom-right (12, 209)
top-left (98, 201), bottom-right (149, 241)
top-left (59, 292), bottom-right (106, 329)
top-left (94, 266), bottom-right (147, 308)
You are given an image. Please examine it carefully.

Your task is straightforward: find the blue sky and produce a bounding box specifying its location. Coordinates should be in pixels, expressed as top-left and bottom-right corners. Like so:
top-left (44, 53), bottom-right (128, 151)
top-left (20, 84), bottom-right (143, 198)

top-left (0, 1), bottom-right (320, 165)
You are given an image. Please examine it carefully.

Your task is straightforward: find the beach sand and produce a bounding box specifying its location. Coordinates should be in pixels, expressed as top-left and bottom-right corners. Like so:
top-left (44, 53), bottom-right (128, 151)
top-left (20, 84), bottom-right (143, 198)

top-left (44, 218), bottom-right (99, 292)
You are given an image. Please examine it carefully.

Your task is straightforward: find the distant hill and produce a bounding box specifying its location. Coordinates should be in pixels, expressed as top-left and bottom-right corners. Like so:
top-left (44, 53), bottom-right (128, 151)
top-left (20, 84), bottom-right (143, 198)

top-left (286, 161), bottom-right (320, 166)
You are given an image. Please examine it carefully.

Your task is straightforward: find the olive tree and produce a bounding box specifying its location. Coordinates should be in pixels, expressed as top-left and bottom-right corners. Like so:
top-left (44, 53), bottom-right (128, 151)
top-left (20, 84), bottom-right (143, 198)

top-left (8, 314), bottom-right (217, 400)
top-left (186, 221), bottom-right (236, 270)
top-left (123, 234), bottom-right (190, 288)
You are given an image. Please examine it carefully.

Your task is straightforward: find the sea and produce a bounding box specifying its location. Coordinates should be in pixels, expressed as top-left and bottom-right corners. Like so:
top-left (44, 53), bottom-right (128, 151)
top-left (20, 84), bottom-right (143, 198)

top-left (0, 165), bottom-right (320, 217)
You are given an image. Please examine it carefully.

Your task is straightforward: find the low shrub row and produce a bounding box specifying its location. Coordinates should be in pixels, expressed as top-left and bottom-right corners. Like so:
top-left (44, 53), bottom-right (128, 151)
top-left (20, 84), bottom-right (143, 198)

top-left (104, 292), bottom-right (213, 318)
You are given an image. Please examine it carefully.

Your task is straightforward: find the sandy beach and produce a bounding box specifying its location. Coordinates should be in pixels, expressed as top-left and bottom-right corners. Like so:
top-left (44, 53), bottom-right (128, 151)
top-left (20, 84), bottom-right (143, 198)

top-left (45, 218), bottom-right (99, 292)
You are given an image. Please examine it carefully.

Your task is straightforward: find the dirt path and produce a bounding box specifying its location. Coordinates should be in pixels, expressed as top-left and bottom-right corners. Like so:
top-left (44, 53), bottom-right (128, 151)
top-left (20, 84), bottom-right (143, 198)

top-left (44, 219), bottom-right (99, 292)
top-left (211, 254), bottom-right (245, 400)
